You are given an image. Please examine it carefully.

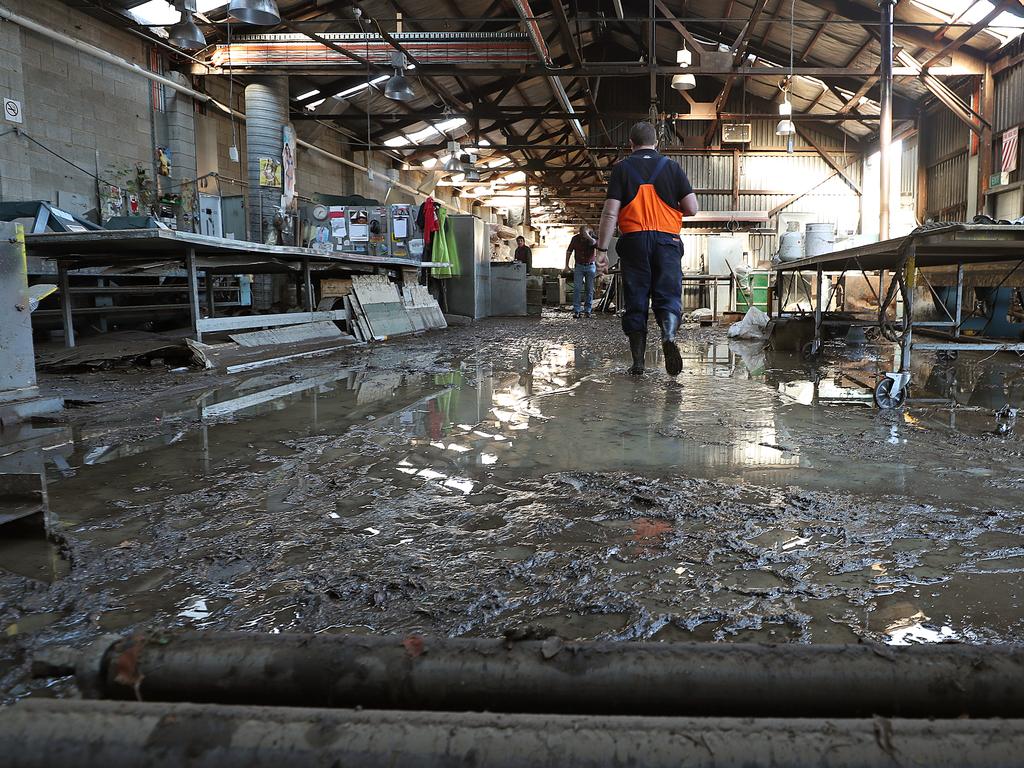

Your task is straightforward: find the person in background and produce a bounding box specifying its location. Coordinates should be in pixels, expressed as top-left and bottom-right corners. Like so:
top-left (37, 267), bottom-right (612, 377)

top-left (514, 235), bottom-right (533, 272)
top-left (565, 225), bottom-right (597, 319)
top-left (594, 121), bottom-right (699, 376)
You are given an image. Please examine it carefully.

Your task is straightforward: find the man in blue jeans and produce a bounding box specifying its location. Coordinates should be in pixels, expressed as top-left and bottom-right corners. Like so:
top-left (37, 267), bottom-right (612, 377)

top-left (564, 225), bottom-right (597, 318)
top-left (594, 122), bottom-right (699, 376)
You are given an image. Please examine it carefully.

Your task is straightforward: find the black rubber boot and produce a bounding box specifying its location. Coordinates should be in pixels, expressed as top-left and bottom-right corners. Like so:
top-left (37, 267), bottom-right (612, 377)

top-left (627, 332), bottom-right (647, 375)
top-left (657, 311), bottom-right (682, 376)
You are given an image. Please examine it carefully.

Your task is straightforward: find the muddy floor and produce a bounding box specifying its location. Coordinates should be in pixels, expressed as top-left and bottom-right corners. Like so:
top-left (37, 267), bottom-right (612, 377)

top-left (3, 311), bottom-right (1024, 699)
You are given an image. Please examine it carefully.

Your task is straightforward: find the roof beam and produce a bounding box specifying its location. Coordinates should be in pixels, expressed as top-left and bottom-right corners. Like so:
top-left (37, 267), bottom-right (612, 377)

top-left (794, 124), bottom-right (861, 194)
top-left (653, 0), bottom-right (708, 53)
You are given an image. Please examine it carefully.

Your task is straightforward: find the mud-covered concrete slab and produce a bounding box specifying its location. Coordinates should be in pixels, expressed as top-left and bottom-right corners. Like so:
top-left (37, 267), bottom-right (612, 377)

top-left (3, 312), bottom-right (1024, 699)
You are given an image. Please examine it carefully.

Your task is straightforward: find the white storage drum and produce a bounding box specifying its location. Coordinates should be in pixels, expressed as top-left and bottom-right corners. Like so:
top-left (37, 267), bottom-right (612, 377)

top-left (805, 222), bottom-right (836, 258)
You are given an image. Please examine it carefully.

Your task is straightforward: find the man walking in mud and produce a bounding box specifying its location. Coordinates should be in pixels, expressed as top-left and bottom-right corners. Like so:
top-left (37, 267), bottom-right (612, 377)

top-left (594, 122), bottom-right (699, 376)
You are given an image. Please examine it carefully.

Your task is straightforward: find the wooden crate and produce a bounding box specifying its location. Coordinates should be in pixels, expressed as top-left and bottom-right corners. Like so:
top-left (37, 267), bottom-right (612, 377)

top-left (320, 278), bottom-right (353, 297)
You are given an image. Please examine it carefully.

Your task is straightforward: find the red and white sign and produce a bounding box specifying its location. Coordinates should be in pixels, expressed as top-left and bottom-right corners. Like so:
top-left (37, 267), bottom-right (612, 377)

top-left (1002, 126), bottom-right (1019, 174)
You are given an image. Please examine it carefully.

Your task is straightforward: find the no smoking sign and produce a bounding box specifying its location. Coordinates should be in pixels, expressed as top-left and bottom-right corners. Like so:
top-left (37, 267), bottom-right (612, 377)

top-left (4, 98), bottom-right (23, 124)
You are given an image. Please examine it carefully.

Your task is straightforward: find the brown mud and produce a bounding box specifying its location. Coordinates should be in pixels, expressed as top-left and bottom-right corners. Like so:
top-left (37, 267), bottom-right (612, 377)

top-left (3, 312), bottom-right (1024, 699)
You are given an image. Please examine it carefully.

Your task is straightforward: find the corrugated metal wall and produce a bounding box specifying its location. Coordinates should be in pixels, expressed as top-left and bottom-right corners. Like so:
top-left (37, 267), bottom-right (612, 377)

top-left (994, 62), bottom-right (1024, 133)
top-left (922, 99), bottom-right (970, 220)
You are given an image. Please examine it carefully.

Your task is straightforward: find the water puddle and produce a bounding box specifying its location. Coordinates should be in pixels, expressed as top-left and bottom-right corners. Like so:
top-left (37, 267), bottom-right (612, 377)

top-left (3, 327), bottom-right (1024, 690)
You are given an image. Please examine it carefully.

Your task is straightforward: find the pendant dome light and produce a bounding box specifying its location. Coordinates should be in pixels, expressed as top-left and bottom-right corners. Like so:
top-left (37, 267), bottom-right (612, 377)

top-left (384, 52), bottom-right (416, 102)
top-left (168, 10), bottom-right (206, 50)
top-left (443, 141), bottom-right (464, 173)
top-left (227, 0), bottom-right (281, 26)
top-left (672, 46), bottom-right (696, 92)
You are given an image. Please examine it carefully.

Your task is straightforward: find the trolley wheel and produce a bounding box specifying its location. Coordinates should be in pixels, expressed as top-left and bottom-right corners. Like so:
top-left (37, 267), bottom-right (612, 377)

top-left (801, 340), bottom-right (822, 361)
top-left (864, 326), bottom-right (881, 342)
top-left (874, 377), bottom-right (907, 409)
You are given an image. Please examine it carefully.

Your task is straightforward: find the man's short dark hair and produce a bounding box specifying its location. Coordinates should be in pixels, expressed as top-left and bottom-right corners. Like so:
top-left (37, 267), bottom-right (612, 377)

top-left (516, 236), bottom-right (525, 243)
top-left (629, 122), bottom-right (657, 147)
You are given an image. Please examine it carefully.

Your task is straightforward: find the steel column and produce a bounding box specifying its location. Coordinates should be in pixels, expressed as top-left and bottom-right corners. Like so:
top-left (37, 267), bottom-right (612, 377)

top-left (878, 0), bottom-right (896, 240)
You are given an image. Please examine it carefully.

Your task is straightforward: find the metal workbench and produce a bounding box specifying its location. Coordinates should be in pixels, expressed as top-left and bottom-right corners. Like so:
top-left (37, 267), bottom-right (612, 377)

top-left (774, 223), bottom-right (1024, 408)
top-left (24, 229), bottom-right (427, 347)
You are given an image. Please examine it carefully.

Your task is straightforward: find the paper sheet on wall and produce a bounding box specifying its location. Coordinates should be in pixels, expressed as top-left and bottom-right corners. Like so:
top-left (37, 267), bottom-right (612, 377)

top-left (393, 218), bottom-right (408, 239)
top-left (350, 223), bottom-right (369, 241)
top-left (331, 218), bottom-right (347, 238)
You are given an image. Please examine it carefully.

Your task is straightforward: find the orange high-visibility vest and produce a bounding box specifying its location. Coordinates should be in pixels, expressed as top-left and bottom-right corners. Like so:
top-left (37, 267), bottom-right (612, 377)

top-left (616, 155), bottom-right (683, 235)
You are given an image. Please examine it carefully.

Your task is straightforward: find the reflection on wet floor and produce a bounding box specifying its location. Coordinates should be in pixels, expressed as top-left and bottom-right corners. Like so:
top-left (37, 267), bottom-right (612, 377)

top-left (3, 323), bottom-right (1024, 684)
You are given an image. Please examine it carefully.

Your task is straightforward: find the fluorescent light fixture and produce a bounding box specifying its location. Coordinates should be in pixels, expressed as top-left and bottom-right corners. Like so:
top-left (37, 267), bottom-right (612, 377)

top-left (296, 89), bottom-right (321, 101)
top-left (305, 98), bottom-right (326, 110)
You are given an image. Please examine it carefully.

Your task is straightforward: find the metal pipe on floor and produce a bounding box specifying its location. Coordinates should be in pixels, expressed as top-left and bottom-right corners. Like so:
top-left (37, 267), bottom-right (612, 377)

top-left (76, 632), bottom-right (1024, 718)
top-left (4, 699), bottom-right (1024, 768)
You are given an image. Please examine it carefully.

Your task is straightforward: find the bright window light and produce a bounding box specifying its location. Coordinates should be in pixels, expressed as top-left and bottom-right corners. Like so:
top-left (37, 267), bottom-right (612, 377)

top-left (421, 158), bottom-right (439, 169)
top-left (334, 75), bottom-right (389, 99)
top-left (381, 118), bottom-right (467, 150)
top-left (479, 139), bottom-right (492, 146)
top-left (296, 89), bottom-right (321, 101)
top-left (305, 98), bottom-right (326, 110)
top-left (130, 0), bottom-right (223, 24)
top-left (487, 156), bottom-right (511, 168)
top-left (911, 0), bottom-right (1024, 45)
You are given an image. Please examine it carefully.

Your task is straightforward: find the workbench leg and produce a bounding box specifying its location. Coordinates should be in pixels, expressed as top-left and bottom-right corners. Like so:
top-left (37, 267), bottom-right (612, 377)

top-left (206, 272), bottom-right (216, 319)
top-left (814, 266), bottom-right (824, 349)
top-left (58, 261), bottom-right (75, 348)
top-left (186, 247), bottom-right (202, 343)
top-left (302, 257), bottom-right (314, 312)
top-left (900, 247), bottom-right (916, 376)
top-left (954, 262), bottom-right (964, 339)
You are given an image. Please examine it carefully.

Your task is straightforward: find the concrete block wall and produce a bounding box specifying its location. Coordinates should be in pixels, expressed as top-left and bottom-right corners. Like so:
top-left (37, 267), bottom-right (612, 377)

top-left (0, 0), bottom-right (155, 208)
top-left (0, 0), bottom-right (495, 234)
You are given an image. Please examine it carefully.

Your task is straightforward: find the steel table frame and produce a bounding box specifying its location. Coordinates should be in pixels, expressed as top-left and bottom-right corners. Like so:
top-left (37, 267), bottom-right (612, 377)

top-left (774, 224), bottom-right (1024, 407)
top-left (25, 229), bottom-right (431, 347)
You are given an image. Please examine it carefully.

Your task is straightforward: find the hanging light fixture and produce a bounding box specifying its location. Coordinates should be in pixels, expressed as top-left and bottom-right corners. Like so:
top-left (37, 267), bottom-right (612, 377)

top-left (227, 0), bottom-right (281, 26)
top-left (776, 93), bottom-right (795, 136)
top-left (168, 9), bottom-right (206, 50)
top-left (443, 141), bottom-right (463, 173)
top-left (384, 52), bottom-right (416, 102)
top-left (672, 46), bottom-right (696, 92)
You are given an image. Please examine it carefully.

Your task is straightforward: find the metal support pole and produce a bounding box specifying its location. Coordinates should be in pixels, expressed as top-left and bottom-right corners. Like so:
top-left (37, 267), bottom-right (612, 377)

top-left (57, 261), bottom-right (75, 348)
top-left (185, 247), bottom-right (202, 343)
top-left (302, 257), bottom-right (314, 312)
top-left (954, 262), bottom-right (964, 338)
top-left (878, 0), bottom-right (896, 240)
top-left (712, 276), bottom-right (718, 319)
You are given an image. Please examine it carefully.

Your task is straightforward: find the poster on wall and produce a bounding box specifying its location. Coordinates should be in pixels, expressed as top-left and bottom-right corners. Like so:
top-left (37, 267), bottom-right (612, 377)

top-left (259, 157), bottom-right (282, 187)
top-left (282, 124), bottom-right (297, 211)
